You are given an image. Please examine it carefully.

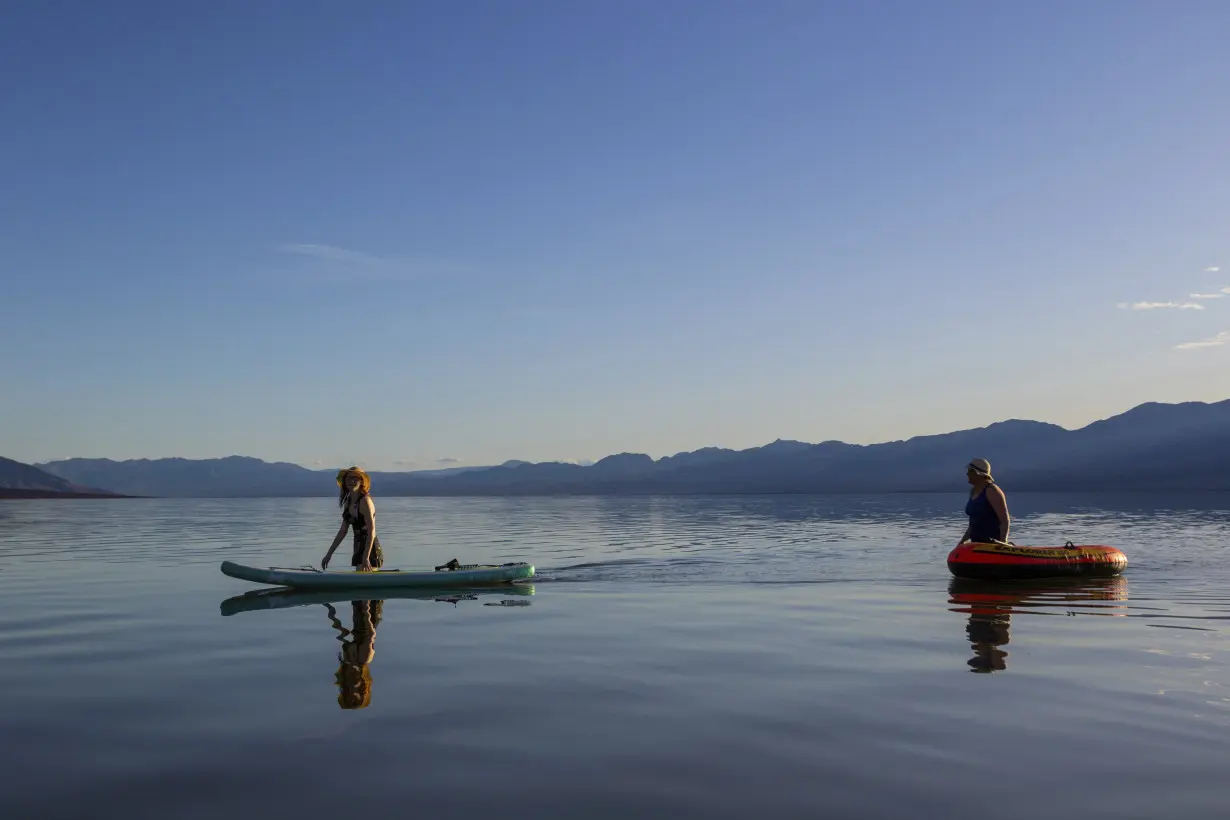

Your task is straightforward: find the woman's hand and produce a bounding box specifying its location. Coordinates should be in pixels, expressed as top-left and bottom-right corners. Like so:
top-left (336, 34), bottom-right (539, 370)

top-left (324, 521), bottom-right (348, 571)
top-left (358, 560), bottom-right (374, 572)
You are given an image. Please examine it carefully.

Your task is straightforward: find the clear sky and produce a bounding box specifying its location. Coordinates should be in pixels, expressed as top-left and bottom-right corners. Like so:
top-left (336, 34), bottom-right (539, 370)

top-left (3, 1), bottom-right (1228, 471)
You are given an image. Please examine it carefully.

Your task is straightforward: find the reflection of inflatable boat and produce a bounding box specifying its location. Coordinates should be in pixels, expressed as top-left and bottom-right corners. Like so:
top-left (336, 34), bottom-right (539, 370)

top-left (947, 576), bottom-right (1129, 613)
top-left (220, 583), bottom-right (535, 616)
top-left (947, 576), bottom-right (1129, 673)
top-left (947, 541), bottom-right (1128, 580)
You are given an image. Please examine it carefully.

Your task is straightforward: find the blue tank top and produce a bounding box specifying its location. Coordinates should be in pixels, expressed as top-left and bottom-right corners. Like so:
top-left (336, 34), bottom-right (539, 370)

top-left (965, 486), bottom-right (1001, 543)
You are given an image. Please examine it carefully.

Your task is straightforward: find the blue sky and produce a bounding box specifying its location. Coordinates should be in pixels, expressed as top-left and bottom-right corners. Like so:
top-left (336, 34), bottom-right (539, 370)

top-left (3, 1), bottom-right (1228, 471)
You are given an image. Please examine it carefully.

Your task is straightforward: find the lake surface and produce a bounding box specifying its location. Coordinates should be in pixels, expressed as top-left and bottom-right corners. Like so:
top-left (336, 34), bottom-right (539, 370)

top-left (1, 493), bottom-right (1228, 819)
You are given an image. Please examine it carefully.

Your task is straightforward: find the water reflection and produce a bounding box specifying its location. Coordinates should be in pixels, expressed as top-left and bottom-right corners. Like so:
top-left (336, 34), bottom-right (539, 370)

top-left (947, 577), bottom-right (1129, 673)
top-left (327, 599), bottom-right (381, 709)
top-left (219, 584), bottom-right (535, 708)
top-left (219, 583), bottom-right (535, 616)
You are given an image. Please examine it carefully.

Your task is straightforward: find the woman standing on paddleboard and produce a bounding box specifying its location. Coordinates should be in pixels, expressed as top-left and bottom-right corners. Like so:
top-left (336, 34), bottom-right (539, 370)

top-left (322, 466), bottom-right (384, 571)
top-left (957, 458), bottom-right (1010, 546)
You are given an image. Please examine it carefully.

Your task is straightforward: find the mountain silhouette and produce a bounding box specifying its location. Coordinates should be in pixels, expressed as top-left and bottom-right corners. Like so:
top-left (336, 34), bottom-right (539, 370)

top-left (0, 457), bottom-right (126, 498)
top-left (30, 399), bottom-right (1230, 497)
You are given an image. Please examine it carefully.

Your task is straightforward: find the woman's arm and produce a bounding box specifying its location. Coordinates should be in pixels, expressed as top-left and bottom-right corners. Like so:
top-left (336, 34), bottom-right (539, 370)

top-left (357, 497), bottom-right (376, 570)
top-left (322, 520), bottom-right (350, 569)
top-left (987, 485), bottom-right (1011, 542)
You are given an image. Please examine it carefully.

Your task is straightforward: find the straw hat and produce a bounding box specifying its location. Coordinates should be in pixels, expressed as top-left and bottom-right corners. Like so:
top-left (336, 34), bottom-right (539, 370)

top-left (966, 458), bottom-right (993, 480)
top-left (335, 465), bottom-right (371, 494)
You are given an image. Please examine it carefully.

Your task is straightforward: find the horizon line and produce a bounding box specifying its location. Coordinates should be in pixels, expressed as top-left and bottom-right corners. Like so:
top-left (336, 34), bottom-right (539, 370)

top-left (23, 396), bottom-right (1229, 472)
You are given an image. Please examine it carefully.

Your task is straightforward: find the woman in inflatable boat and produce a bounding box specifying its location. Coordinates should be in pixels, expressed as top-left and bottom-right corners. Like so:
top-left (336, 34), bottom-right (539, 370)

top-left (323, 466), bottom-right (384, 571)
top-left (958, 458), bottom-right (1011, 547)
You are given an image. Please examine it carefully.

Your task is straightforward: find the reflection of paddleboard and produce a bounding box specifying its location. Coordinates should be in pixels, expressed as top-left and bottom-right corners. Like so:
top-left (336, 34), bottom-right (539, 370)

top-left (220, 583), bottom-right (535, 616)
top-left (220, 559), bottom-right (535, 589)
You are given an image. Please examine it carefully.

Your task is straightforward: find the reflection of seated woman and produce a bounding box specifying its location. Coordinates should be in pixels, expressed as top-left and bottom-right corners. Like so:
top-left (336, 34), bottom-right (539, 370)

top-left (965, 610), bottom-right (1010, 673)
top-left (948, 580), bottom-right (1012, 673)
top-left (324, 599), bottom-right (383, 709)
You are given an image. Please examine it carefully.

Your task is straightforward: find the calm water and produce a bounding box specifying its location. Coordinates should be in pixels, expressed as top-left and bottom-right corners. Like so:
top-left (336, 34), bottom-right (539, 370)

top-left (1, 493), bottom-right (1228, 819)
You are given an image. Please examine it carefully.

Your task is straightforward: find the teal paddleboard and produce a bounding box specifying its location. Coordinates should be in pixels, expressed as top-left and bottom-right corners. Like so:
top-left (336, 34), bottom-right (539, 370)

top-left (220, 560), bottom-right (535, 590)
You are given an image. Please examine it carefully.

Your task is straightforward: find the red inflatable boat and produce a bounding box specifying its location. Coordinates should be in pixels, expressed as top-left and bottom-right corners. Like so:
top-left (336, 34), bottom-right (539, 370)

top-left (947, 541), bottom-right (1128, 580)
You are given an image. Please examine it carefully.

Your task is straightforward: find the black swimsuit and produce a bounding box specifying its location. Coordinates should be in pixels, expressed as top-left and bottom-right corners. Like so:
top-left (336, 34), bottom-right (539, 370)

top-left (343, 492), bottom-right (384, 568)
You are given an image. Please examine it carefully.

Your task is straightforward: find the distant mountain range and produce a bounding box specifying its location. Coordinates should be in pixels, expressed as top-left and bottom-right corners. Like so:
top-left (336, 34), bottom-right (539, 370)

top-left (14, 399), bottom-right (1230, 498)
top-left (0, 457), bottom-right (127, 498)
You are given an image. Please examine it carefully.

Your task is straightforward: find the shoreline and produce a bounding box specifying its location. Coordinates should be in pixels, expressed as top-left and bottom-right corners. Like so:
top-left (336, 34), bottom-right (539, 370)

top-left (0, 489), bottom-right (135, 500)
top-left (5, 489), bottom-right (1228, 501)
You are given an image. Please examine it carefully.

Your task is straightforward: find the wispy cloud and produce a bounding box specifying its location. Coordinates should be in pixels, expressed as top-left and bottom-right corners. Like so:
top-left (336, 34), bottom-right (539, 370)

top-left (271, 242), bottom-right (462, 282)
top-left (1175, 331), bottom-right (1230, 350)
top-left (1206, 267), bottom-right (1221, 273)
top-left (391, 459), bottom-right (418, 468)
top-left (1118, 301), bottom-right (1205, 311)
top-left (436, 457), bottom-right (461, 465)
top-left (1189, 293), bottom-right (1225, 300)
top-left (276, 243), bottom-right (386, 267)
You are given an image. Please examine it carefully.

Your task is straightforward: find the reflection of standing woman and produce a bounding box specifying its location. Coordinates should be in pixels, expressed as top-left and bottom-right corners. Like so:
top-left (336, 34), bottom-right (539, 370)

top-left (323, 466), bottom-right (384, 571)
top-left (324, 599), bottom-right (383, 709)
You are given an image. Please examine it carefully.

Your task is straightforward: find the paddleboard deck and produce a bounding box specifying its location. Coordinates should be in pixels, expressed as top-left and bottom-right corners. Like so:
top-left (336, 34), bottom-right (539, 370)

top-left (220, 560), bottom-right (535, 589)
